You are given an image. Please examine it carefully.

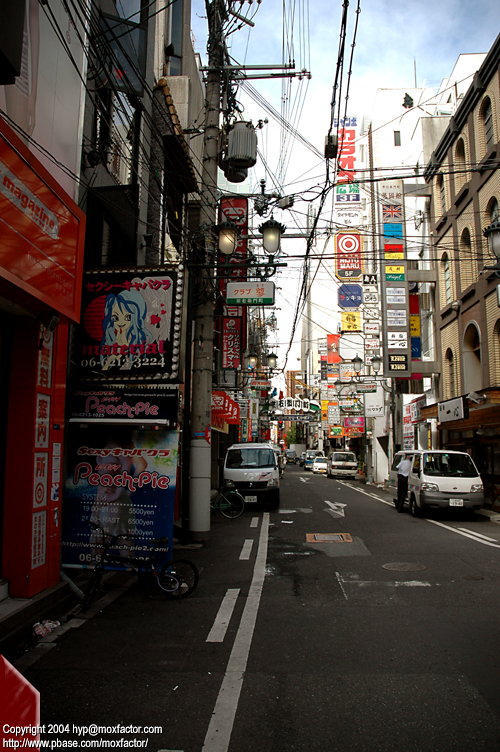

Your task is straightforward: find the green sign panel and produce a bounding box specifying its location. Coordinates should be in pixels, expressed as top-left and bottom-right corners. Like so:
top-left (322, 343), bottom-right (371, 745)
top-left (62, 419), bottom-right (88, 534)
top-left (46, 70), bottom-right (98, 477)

top-left (386, 273), bottom-right (405, 282)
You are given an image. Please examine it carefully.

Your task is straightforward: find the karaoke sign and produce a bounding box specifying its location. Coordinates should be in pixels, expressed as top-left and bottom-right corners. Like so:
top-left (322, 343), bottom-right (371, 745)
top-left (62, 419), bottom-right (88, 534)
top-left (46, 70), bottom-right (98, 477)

top-left (335, 232), bottom-right (364, 281)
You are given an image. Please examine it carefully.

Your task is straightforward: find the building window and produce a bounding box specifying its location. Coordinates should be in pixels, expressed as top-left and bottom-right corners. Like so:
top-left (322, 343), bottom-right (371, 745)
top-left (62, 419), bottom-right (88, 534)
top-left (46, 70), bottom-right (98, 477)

top-left (463, 323), bottom-right (482, 393)
top-left (446, 348), bottom-right (456, 398)
top-left (436, 173), bottom-right (446, 216)
top-left (483, 97), bottom-right (494, 150)
top-left (394, 131), bottom-right (401, 146)
top-left (454, 138), bottom-right (466, 192)
top-left (441, 253), bottom-right (452, 305)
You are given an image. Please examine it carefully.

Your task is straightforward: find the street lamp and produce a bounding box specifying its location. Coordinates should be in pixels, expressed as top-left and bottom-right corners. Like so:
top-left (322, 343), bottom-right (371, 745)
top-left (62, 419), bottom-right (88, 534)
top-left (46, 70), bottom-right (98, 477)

top-left (352, 354), bottom-right (363, 375)
top-left (259, 218), bottom-right (286, 255)
top-left (248, 351), bottom-right (258, 368)
top-left (216, 220), bottom-right (239, 256)
top-left (371, 355), bottom-right (382, 375)
top-left (266, 352), bottom-right (278, 369)
top-left (483, 217), bottom-right (500, 270)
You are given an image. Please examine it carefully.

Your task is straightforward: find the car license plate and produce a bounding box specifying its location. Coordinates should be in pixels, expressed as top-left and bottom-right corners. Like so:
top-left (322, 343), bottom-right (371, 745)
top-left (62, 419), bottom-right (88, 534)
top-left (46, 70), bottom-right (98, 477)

top-left (245, 495), bottom-right (257, 503)
top-left (449, 499), bottom-right (464, 506)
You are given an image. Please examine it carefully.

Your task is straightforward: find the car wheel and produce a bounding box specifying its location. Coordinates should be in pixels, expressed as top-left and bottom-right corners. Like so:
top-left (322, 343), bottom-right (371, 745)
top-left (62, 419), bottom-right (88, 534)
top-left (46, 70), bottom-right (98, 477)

top-left (409, 496), bottom-right (421, 517)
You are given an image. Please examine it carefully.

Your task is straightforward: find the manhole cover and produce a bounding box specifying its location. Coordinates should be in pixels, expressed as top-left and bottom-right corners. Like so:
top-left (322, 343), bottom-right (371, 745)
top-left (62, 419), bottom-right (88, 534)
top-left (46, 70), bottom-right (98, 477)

top-left (306, 533), bottom-right (353, 543)
top-left (382, 562), bottom-right (426, 572)
top-left (463, 575), bottom-right (484, 581)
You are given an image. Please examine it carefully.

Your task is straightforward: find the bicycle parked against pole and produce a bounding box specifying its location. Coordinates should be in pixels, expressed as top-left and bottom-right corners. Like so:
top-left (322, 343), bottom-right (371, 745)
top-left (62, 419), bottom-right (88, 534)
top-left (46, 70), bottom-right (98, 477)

top-left (82, 521), bottom-right (199, 611)
top-left (210, 487), bottom-right (245, 519)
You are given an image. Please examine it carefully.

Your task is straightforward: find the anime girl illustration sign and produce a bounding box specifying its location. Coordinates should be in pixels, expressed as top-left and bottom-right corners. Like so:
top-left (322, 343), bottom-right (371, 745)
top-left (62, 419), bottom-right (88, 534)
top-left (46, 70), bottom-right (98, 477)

top-left (77, 272), bottom-right (182, 378)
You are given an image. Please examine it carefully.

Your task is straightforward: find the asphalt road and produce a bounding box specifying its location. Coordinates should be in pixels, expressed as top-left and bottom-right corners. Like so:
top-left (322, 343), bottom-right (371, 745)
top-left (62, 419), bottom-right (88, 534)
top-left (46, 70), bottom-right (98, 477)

top-left (19, 465), bottom-right (500, 752)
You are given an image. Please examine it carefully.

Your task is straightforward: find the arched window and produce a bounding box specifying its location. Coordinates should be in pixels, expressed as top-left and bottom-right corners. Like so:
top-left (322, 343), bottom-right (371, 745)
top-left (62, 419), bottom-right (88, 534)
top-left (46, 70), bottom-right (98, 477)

top-left (490, 197), bottom-right (499, 222)
top-left (437, 173), bottom-right (446, 214)
top-left (441, 253), bottom-right (452, 305)
top-left (446, 348), bottom-right (456, 398)
top-left (454, 139), bottom-right (467, 192)
top-left (463, 323), bottom-right (482, 393)
top-left (483, 97), bottom-right (495, 150)
top-left (460, 227), bottom-right (474, 289)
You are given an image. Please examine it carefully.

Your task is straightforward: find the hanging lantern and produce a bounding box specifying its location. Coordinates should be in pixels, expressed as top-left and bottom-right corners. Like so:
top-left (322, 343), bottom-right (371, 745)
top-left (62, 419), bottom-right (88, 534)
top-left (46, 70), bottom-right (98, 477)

top-left (227, 122), bottom-right (257, 168)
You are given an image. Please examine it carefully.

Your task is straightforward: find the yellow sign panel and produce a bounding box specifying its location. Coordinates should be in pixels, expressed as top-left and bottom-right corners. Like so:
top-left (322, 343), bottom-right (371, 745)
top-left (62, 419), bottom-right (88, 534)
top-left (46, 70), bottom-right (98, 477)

top-left (385, 252), bottom-right (404, 260)
top-left (410, 314), bottom-right (421, 336)
top-left (341, 312), bottom-right (361, 332)
top-left (385, 265), bottom-right (404, 274)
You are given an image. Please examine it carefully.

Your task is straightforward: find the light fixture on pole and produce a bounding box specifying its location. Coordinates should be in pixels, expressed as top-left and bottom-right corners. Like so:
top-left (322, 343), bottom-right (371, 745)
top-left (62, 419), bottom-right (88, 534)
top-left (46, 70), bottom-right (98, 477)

top-left (266, 352), bottom-right (278, 369)
top-left (259, 217), bottom-right (286, 255)
top-left (483, 217), bottom-right (500, 273)
top-left (216, 220), bottom-right (239, 256)
top-left (352, 354), bottom-right (363, 375)
top-left (248, 351), bottom-right (258, 368)
top-left (371, 355), bottom-right (382, 375)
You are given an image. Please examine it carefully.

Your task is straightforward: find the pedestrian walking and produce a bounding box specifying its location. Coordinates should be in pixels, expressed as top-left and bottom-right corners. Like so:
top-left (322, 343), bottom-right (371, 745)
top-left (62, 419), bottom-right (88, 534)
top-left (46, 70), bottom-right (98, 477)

top-left (396, 455), bottom-right (412, 512)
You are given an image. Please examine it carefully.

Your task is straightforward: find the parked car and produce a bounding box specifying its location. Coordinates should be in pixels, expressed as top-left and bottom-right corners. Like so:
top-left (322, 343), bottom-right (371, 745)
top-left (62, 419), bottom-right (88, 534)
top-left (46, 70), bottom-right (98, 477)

top-left (224, 443), bottom-right (280, 509)
top-left (312, 456), bottom-right (328, 474)
top-left (304, 450), bottom-right (324, 471)
top-left (389, 450), bottom-right (484, 516)
top-left (285, 450), bottom-right (297, 464)
top-left (327, 451), bottom-right (358, 479)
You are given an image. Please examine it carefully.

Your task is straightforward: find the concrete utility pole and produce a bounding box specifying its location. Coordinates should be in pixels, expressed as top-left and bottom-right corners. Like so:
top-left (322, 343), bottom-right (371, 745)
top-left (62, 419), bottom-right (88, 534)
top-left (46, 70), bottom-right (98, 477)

top-left (189, 0), bottom-right (224, 541)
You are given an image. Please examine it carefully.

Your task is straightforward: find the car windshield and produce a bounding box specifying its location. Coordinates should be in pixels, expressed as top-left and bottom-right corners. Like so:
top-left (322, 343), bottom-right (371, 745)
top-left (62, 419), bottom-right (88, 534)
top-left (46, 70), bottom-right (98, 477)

top-left (227, 448), bottom-right (276, 469)
top-left (333, 453), bottom-right (356, 462)
top-left (423, 453), bottom-right (478, 478)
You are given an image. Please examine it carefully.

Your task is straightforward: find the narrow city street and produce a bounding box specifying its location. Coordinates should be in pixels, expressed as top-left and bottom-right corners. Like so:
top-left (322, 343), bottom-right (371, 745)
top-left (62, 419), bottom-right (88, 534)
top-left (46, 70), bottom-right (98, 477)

top-left (19, 466), bottom-right (500, 752)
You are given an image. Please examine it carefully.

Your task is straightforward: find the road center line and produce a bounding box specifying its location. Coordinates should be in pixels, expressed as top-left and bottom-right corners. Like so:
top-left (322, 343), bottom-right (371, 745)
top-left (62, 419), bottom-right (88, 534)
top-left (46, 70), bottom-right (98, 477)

top-left (239, 539), bottom-right (254, 560)
top-left (206, 589), bottom-right (241, 643)
top-left (337, 480), bottom-right (394, 506)
top-left (250, 517), bottom-right (259, 528)
top-left (202, 513), bottom-right (269, 752)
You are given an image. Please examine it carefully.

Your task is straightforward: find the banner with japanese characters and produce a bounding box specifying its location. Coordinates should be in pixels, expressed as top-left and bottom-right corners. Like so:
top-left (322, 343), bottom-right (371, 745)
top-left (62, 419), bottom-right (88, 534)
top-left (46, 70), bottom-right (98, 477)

top-left (74, 270), bottom-right (183, 381)
top-left (61, 426), bottom-right (179, 569)
top-left (221, 316), bottom-right (243, 370)
top-left (335, 231), bottom-right (364, 281)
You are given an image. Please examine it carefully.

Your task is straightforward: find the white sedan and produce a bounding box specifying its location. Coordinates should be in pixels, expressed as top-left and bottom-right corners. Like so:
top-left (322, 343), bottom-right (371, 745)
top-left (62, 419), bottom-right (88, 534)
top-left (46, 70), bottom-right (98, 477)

top-left (312, 457), bottom-right (328, 474)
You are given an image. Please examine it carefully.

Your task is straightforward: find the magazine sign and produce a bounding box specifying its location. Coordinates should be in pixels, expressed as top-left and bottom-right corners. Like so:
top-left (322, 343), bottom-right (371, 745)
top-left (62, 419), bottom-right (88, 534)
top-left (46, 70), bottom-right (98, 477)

top-left (75, 270), bottom-right (183, 381)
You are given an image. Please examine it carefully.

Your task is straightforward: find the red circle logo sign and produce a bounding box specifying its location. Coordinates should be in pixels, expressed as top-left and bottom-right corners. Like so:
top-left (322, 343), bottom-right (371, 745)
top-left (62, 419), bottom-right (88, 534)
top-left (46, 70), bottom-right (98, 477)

top-left (336, 233), bottom-right (361, 254)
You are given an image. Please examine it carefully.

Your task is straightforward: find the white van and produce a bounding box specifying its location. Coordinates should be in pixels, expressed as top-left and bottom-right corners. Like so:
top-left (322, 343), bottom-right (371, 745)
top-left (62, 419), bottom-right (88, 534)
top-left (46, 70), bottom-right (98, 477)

top-left (389, 450), bottom-right (484, 516)
top-left (223, 443), bottom-right (280, 509)
top-left (327, 451), bottom-right (358, 479)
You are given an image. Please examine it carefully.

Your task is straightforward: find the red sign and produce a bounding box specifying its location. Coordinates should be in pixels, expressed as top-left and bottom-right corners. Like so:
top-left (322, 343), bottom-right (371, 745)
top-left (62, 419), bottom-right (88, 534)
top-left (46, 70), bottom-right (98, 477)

top-left (221, 316), bottom-right (242, 369)
top-left (0, 119), bottom-right (85, 321)
top-left (327, 334), bottom-right (341, 364)
top-left (219, 197), bottom-right (248, 297)
top-left (335, 232), bottom-right (363, 280)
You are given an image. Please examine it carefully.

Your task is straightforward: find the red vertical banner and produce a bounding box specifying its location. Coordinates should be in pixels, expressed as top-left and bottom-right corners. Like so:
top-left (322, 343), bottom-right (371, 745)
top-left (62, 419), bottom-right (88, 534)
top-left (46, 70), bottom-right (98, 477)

top-left (327, 334), bottom-right (342, 364)
top-left (219, 197), bottom-right (248, 298)
top-left (221, 316), bottom-right (242, 370)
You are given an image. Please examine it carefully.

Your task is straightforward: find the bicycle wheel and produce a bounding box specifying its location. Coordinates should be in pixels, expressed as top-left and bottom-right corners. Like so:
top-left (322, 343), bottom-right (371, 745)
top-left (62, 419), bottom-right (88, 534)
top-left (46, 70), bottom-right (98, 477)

top-left (82, 566), bottom-right (104, 611)
top-left (159, 559), bottom-right (199, 599)
top-left (219, 490), bottom-right (245, 519)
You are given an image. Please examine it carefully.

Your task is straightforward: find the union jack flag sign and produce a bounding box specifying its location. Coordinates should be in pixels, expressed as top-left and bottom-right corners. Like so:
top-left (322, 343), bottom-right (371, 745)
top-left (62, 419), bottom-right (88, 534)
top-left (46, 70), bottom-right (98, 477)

top-left (382, 204), bottom-right (403, 220)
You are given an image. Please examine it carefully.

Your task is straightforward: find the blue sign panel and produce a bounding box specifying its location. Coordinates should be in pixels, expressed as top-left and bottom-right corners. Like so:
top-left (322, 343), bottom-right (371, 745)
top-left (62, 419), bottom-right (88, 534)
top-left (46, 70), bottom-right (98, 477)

top-left (411, 337), bottom-right (422, 359)
top-left (338, 284), bottom-right (363, 309)
top-left (384, 223), bottom-right (403, 239)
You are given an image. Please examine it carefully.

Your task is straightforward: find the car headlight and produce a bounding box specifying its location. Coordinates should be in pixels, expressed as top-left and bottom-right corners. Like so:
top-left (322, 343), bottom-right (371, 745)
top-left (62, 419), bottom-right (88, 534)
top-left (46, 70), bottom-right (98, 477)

top-left (267, 478), bottom-right (278, 487)
top-left (470, 483), bottom-right (484, 493)
top-left (224, 478), bottom-right (235, 488)
top-left (421, 482), bottom-right (439, 492)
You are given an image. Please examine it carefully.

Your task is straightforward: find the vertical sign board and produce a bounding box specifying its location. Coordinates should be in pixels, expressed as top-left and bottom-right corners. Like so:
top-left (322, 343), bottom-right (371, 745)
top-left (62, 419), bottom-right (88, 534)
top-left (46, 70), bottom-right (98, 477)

top-left (379, 180), bottom-right (412, 377)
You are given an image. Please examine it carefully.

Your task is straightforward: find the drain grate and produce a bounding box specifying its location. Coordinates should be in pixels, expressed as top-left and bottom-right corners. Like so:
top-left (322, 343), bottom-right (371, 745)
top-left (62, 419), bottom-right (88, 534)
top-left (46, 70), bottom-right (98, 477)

top-left (382, 562), bottom-right (426, 572)
top-left (306, 533), bottom-right (353, 543)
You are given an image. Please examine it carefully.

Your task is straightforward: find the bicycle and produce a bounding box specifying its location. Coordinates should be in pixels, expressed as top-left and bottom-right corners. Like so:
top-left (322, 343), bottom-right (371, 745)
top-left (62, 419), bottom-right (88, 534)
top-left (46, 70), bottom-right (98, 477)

top-left (210, 487), bottom-right (245, 519)
top-left (82, 522), bottom-right (199, 611)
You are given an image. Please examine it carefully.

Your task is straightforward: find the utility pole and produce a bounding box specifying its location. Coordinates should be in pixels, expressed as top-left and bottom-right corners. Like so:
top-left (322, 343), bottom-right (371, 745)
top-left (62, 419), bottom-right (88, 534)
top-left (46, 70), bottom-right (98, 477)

top-left (188, 0), bottom-right (224, 541)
